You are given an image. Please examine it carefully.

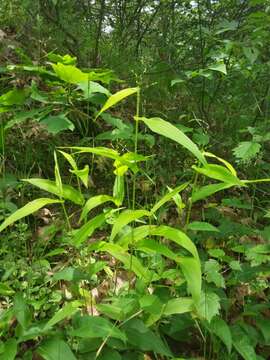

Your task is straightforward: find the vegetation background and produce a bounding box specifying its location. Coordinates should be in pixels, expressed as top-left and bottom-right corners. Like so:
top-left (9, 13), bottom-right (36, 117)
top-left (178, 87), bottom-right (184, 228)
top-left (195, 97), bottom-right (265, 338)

top-left (0, 1), bottom-right (269, 359)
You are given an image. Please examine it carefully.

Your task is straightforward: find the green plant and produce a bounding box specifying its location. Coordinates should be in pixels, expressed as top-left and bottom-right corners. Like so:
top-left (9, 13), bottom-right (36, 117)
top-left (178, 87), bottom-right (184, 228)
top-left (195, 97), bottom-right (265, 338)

top-left (0, 85), bottom-right (270, 359)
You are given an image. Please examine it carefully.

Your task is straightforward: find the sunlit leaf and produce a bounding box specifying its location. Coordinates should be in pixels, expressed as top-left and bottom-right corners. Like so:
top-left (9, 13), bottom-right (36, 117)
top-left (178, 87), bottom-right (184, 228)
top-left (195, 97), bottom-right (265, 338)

top-left (71, 213), bottom-right (106, 247)
top-left (192, 182), bottom-right (234, 202)
top-left (192, 164), bottom-right (242, 185)
top-left (52, 63), bottom-right (88, 84)
top-left (140, 117), bottom-right (207, 165)
top-left (80, 195), bottom-right (116, 222)
top-left (110, 209), bottom-right (150, 241)
top-left (96, 87), bottom-right (138, 118)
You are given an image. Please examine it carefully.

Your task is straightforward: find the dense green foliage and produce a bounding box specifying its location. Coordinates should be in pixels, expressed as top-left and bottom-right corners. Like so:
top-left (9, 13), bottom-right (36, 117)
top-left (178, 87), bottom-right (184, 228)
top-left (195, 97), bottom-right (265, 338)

top-left (0, 1), bottom-right (270, 359)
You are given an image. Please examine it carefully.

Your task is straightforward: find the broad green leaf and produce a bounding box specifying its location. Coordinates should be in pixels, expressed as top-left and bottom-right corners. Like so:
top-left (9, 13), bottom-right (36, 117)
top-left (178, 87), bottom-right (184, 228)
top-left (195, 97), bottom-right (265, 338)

top-left (233, 141), bottom-right (261, 163)
top-left (203, 151), bottom-right (237, 176)
top-left (99, 349), bottom-right (122, 360)
top-left (204, 259), bottom-right (225, 288)
top-left (231, 325), bottom-right (257, 360)
top-left (208, 62), bottom-right (227, 75)
top-left (163, 297), bottom-right (193, 316)
top-left (196, 291), bottom-right (220, 322)
top-left (44, 301), bottom-right (81, 330)
top-left (78, 81), bottom-right (111, 98)
top-left (71, 213), bottom-right (106, 247)
top-left (139, 294), bottom-right (163, 316)
top-left (80, 195), bottom-right (116, 222)
top-left (70, 165), bottom-right (89, 188)
top-left (209, 317), bottom-right (232, 353)
top-left (70, 315), bottom-right (126, 342)
top-left (110, 209), bottom-right (150, 241)
top-left (0, 198), bottom-right (62, 233)
top-left (53, 266), bottom-right (89, 282)
top-left (4, 108), bottom-right (43, 130)
top-left (13, 293), bottom-right (32, 329)
top-left (23, 179), bottom-right (84, 205)
top-left (0, 339), bottom-right (17, 360)
top-left (151, 182), bottom-right (189, 214)
top-left (37, 339), bottom-right (76, 360)
top-left (47, 53), bottom-right (76, 65)
top-left (0, 282), bottom-right (15, 296)
top-left (40, 114), bottom-right (74, 134)
top-left (256, 318), bottom-right (270, 343)
top-left (192, 164), bottom-right (242, 185)
top-left (192, 182), bottom-right (234, 202)
top-left (187, 221), bottom-right (219, 232)
top-left (215, 19), bottom-right (238, 34)
top-left (0, 89), bottom-right (28, 106)
top-left (243, 46), bottom-right (259, 64)
top-left (140, 117), bottom-right (206, 165)
top-left (122, 318), bottom-right (172, 356)
top-left (96, 87), bottom-right (138, 118)
top-left (52, 63), bottom-right (88, 84)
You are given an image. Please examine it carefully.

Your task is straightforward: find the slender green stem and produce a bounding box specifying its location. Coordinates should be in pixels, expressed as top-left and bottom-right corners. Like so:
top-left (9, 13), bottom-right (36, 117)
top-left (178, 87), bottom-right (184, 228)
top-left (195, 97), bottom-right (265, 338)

top-left (62, 202), bottom-right (71, 230)
top-left (0, 121), bottom-right (5, 178)
top-left (132, 87), bottom-right (140, 210)
top-left (128, 87), bottom-right (140, 293)
top-left (185, 171), bottom-right (199, 229)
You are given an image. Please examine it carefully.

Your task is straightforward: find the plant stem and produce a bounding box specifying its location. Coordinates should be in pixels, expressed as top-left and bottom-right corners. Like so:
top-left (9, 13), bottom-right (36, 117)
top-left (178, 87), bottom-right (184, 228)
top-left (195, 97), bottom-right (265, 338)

top-left (185, 171), bottom-right (199, 229)
top-left (132, 87), bottom-right (140, 210)
top-left (129, 87), bottom-right (140, 293)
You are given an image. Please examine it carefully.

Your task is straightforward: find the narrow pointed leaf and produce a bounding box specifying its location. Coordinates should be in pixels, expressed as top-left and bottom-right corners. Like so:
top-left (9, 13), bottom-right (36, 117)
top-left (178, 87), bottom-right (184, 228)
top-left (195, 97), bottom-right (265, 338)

top-left (209, 317), bottom-right (232, 353)
top-left (80, 195), bottom-right (116, 222)
top-left (37, 339), bottom-right (76, 360)
top-left (140, 117), bottom-right (206, 165)
top-left (0, 198), bottom-right (62, 233)
top-left (151, 182), bottom-right (189, 214)
top-left (93, 242), bottom-right (154, 282)
top-left (44, 301), bottom-right (81, 330)
top-left (23, 178), bottom-right (84, 205)
top-left (96, 87), bottom-right (138, 118)
top-left (163, 298), bottom-right (194, 316)
top-left (0, 339), bottom-right (17, 360)
top-left (150, 225), bottom-right (199, 260)
top-left (110, 209), bottom-right (150, 241)
top-left (187, 221), bottom-right (219, 232)
top-left (203, 151), bottom-right (237, 176)
top-left (58, 150), bottom-right (77, 170)
top-left (192, 164), bottom-right (242, 185)
top-left (180, 257), bottom-right (201, 303)
top-left (71, 213), bottom-right (106, 247)
top-left (192, 182), bottom-right (234, 202)
top-left (64, 146), bottom-right (120, 160)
